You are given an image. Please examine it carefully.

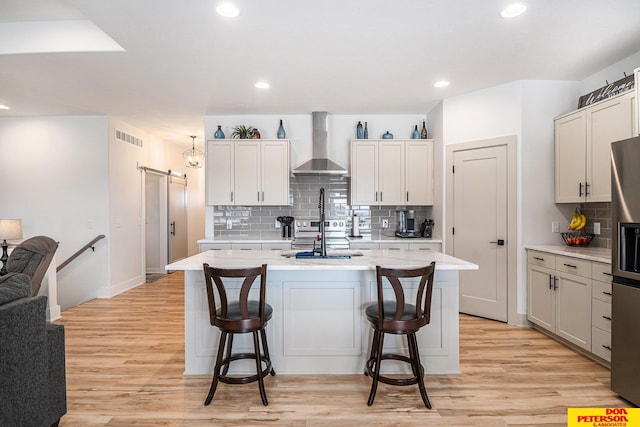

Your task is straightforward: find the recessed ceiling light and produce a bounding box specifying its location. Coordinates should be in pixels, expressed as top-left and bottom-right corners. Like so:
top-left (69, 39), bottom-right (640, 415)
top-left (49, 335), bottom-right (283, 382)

top-left (434, 81), bottom-right (450, 88)
top-left (0, 105), bottom-right (9, 110)
top-left (216, 2), bottom-right (240, 18)
top-left (255, 81), bottom-right (270, 89)
top-left (501, 3), bottom-right (527, 18)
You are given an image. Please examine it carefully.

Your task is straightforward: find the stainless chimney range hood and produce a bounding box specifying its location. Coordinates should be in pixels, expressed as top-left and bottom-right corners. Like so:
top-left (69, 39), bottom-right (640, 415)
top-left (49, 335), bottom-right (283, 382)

top-left (291, 111), bottom-right (347, 175)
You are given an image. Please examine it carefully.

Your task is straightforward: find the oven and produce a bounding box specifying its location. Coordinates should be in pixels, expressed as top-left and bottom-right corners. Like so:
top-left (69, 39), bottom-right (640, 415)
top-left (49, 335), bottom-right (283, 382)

top-left (291, 219), bottom-right (349, 250)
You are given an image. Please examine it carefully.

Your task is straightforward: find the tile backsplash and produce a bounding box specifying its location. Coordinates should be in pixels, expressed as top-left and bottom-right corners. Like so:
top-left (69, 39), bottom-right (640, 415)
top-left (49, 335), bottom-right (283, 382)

top-left (208, 175), bottom-right (432, 239)
top-left (580, 202), bottom-right (611, 249)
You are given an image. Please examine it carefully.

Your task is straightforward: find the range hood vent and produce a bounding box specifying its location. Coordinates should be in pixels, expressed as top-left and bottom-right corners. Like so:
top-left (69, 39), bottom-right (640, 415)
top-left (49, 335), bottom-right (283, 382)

top-left (292, 111), bottom-right (347, 175)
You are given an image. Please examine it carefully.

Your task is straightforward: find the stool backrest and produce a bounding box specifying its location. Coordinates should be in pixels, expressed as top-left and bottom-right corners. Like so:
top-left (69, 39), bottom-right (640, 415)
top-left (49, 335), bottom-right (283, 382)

top-left (203, 263), bottom-right (268, 331)
top-left (374, 262), bottom-right (436, 333)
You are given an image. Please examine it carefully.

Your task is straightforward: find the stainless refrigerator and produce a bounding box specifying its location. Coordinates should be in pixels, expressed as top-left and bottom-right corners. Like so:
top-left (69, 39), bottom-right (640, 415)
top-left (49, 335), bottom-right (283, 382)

top-left (611, 135), bottom-right (640, 406)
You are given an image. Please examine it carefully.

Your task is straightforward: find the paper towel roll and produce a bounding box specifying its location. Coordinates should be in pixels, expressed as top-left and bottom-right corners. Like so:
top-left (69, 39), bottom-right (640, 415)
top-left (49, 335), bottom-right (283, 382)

top-left (352, 214), bottom-right (360, 236)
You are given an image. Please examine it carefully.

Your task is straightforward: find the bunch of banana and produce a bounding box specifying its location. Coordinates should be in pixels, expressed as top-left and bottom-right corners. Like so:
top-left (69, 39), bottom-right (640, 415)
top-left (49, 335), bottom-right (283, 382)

top-left (568, 208), bottom-right (587, 231)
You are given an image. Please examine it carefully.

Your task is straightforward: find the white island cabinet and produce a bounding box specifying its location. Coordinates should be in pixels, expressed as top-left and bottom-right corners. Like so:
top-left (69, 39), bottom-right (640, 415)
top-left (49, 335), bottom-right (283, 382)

top-left (166, 249), bottom-right (477, 376)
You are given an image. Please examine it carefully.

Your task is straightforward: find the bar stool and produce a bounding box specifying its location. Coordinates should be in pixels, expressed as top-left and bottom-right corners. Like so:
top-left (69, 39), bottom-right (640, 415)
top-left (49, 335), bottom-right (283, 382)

top-left (364, 262), bottom-right (436, 408)
top-left (202, 263), bottom-right (275, 406)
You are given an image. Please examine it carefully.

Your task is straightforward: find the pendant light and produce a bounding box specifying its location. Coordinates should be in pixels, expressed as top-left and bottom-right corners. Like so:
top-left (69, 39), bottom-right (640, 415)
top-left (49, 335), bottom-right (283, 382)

top-left (182, 135), bottom-right (204, 168)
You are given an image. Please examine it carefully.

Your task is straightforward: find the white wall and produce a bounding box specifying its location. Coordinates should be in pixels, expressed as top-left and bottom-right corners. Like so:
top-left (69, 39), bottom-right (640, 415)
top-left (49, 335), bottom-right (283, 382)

top-left (579, 49), bottom-right (640, 95)
top-left (0, 116), bottom-right (110, 310)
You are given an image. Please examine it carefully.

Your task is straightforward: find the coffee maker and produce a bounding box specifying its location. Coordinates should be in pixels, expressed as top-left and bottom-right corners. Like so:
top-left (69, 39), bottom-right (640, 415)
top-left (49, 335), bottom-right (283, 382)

top-left (395, 209), bottom-right (420, 238)
top-left (277, 216), bottom-right (294, 238)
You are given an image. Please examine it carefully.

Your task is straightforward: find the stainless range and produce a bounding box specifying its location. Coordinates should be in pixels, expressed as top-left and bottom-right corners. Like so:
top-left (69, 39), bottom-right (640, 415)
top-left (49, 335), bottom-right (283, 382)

top-left (291, 218), bottom-right (350, 250)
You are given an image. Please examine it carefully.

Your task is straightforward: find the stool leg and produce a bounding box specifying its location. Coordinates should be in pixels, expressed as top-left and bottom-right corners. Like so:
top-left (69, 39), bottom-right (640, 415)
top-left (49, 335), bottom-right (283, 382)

top-left (260, 328), bottom-right (275, 376)
top-left (253, 331), bottom-right (268, 405)
top-left (408, 333), bottom-right (431, 409)
top-left (220, 333), bottom-right (234, 376)
top-left (205, 331), bottom-right (228, 405)
top-left (365, 327), bottom-right (380, 376)
top-left (367, 330), bottom-right (385, 406)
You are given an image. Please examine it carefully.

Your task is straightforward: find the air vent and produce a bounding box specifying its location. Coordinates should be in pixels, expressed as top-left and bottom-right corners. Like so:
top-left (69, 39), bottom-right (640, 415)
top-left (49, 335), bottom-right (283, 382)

top-left (115, 128), bottom-right (143, 147)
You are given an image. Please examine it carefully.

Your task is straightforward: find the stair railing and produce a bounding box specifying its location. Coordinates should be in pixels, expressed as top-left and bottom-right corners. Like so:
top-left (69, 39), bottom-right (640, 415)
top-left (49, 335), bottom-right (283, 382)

top-left (57, 234), bottom-right (106, 273)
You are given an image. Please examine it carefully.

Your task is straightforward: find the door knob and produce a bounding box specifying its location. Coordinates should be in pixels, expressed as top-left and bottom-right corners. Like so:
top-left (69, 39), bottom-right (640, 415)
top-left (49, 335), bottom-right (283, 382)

top-left (489, 239), bottom-right (505, 246)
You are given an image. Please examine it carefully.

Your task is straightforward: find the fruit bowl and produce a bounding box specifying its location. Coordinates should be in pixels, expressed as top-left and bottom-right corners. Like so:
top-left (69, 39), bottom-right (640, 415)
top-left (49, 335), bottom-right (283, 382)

top-left (561, 232), bottom-right (595, 246)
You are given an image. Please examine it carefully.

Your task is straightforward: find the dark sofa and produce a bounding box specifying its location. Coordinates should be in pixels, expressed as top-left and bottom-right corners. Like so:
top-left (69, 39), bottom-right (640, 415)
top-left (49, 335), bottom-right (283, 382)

top-left (0, 272), bottom-right (66, 427)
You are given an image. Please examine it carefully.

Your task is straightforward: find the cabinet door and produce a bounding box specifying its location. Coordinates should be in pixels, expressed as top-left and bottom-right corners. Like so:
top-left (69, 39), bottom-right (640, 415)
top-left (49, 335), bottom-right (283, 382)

top-left (555, 271), bottom-right (591, 350)
top-left (587, 93), bottom-right (634, 202)
top-left (405, 140), bottom-right (433, 205)
top-left (527, 264), bottom-right (556, 333)
top-left (261, 140), bottom-right (290, 205)
top-left (378, 140), bottom-right (404, 205)
top-left (351, 141), bottom-right (379, 205)
top-left (555, 112), bottom-right (586, 203)
top-left (234, 141), bottom-right (261, 205)
top-left (206, 140), bottom-right (234, 205)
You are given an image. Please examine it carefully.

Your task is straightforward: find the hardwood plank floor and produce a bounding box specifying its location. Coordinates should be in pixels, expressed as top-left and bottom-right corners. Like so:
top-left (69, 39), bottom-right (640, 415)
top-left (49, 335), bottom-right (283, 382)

top-left (55, 271), bottom-right (628, 426)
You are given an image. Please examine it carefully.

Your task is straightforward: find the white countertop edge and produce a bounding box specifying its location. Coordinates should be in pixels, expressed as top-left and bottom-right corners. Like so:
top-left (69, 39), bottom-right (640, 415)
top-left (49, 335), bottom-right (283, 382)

top-left (525, 244), bottom-right (611, 264)
top-left (197, 237), bottom-right (443, 244)
top-left (167, 249), bottom-right (478, 272)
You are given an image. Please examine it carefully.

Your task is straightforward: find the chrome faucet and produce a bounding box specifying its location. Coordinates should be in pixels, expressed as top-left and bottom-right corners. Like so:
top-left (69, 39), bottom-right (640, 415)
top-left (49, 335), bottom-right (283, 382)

top-left (318, 187), bottom-right (327, 257)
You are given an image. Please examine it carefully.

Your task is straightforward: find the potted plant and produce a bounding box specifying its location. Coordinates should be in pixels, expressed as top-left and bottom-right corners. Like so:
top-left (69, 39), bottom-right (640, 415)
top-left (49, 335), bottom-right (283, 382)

top-left (231, 125), bottom-right (254, 139)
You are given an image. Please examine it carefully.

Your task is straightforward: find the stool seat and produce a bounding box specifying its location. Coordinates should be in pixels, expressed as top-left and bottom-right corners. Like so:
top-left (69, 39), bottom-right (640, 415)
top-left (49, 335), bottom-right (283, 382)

top-left (218, 301), bottom-right (273, 321)
top-left (364, 262), bottom-right (436, 408)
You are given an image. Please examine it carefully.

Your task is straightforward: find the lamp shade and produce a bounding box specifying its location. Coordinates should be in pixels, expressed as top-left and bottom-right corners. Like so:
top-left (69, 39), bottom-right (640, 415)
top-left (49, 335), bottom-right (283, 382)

top-left (0, 219), bottom-right (23, 240)
top-left (182, 136), bottom-right (204, 168)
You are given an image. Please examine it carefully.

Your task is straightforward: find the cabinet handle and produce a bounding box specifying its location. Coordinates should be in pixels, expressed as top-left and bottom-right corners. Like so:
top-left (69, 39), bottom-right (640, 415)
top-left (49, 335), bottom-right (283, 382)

top-left (602, 291), bottom-right (612, 296)
top-left (380, 191), bottom-right (382, 202)
top-left (585, 182), bottom-right (590, 197)
top-left (602, 315), bottom-right (612, 321)
top-left (262, 191), bottom-right (264, 201)
top-left (563, 263), bottom-right (577, 269)
top-left (602, 345), bottom-right (612, 351)
top-left (231, 191), bottom-right (234, 202)
top-left (579, 182), bottom-right (583, 197)
top-left (406, 192), bottom-right (409, 202)
top-left (549, 275), bottom-right (553, 290)
top-left (375, 192), bottom-right (378, 202)
top-left (534, 256), bottom-right (545, 261)
top-left (258, 192), bottom-right (260, 202)
top-left (553, 276), bottom-right (558, 290)
top-left (602, 272), bottom-right (613, 276)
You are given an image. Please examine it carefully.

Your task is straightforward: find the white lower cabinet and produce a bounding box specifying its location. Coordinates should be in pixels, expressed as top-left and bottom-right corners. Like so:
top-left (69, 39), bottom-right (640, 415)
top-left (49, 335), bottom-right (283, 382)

top-left (527, 250), bottom-right (591, 351)
top-left (199, 241), bottom-right (291, 252)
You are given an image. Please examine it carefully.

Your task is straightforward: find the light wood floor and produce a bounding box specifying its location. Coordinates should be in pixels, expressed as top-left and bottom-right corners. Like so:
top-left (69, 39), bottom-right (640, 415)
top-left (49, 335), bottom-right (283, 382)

top-left (55, 271), bottom-right (628, 426)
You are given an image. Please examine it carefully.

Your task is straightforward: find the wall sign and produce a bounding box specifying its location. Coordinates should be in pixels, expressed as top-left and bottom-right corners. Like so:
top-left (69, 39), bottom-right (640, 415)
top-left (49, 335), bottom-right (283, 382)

top-left (578, 74), bottom-right (635, 109)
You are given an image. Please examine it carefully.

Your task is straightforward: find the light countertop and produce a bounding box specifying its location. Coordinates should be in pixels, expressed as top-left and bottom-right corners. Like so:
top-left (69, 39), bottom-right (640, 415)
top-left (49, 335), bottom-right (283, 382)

top-left (166, 249), bottom-right (477, 271)
top-left (525, 244), bottom-right (611, 264)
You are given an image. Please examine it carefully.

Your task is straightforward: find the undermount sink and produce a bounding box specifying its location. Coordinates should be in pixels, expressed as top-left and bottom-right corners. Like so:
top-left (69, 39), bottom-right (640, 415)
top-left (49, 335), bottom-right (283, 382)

top-left (280, 249), bottom-right (363, 259)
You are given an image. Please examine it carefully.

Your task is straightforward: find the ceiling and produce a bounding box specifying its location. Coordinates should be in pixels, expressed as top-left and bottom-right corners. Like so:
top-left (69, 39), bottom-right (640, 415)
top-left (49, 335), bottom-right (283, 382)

top-left (1, 0), bottom-right (640, 146)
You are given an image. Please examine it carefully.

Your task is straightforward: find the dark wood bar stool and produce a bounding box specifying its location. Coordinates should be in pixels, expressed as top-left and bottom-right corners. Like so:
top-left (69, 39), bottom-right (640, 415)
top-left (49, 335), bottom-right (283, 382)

top-left (202, 263), bottom-right (275, 406)
top-left (364, 262), bottom-right (436, 408)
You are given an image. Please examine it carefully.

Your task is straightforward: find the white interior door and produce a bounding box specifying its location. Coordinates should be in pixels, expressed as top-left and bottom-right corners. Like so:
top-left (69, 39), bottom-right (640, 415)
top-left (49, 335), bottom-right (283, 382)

top-left (168, 176), bottom-right (188, 263)
top-left (452, 144), bottom-right (508, 322)
top-left (144, 173), bottom-right (167, 274)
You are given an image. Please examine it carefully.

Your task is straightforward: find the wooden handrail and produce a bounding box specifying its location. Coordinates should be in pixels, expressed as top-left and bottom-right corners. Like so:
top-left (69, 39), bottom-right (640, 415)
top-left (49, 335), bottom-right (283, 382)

top-left (57, 234), bottom-right (106, 273)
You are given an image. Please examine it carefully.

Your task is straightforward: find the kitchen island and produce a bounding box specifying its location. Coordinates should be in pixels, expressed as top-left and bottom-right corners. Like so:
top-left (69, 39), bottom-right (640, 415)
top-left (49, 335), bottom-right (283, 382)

top-left (166, 249), bottom-right (477, 376)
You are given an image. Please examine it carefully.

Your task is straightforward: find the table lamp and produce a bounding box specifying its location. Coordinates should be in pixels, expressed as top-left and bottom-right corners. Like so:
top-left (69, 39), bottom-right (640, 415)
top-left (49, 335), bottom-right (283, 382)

top-left (0, 219), bottom-right (23, 275)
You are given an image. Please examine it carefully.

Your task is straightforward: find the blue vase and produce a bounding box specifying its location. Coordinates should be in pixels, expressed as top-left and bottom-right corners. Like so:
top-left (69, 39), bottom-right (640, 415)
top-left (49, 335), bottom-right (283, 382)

top-left (277, 120), bottom-right (286, 139)
top-left (412, 125), bottom-right (420, 139)
top-left (214, 125), bottom-right (225, 139)
top-left (364, 122), bottom-right (368, 139)
top-left (356, 121), bottom-right (363, 139)
top-left (382, 131), bottom-right (393, 139)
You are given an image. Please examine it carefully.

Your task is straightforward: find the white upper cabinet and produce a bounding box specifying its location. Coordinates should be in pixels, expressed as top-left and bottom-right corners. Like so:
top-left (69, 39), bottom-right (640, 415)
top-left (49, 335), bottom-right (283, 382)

top-left (555, 91), bottom-right (635, 203)
top-left (350, 139), bottom-right (433, 206)
top-left (206, 139), bottom-right (289, 206)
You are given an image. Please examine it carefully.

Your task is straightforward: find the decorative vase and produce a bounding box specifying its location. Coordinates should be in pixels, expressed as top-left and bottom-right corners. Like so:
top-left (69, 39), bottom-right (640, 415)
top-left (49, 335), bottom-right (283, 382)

top-left (356, 121), bottom-right (364, 139)
top-left (277, 120), bottom-right (286, 139)
top-left (364, 122), bottom-right (368, 139)
top-left (420, 121), bottom-right (428, 139)
top-left (382, 131), bottom-right (393, 139)
top-left (412, 125), bottom-right (420, 139)
top-left (214, 125), bottom-right (225, 139)
top-left (252, 128), bottom-right (261, 139)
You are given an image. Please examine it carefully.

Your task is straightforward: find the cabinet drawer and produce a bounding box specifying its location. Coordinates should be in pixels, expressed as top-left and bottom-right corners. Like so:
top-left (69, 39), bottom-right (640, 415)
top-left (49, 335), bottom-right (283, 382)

top-left (592, 298), bottom-right (612, 332)
top-left (199, 243), bottom-right (231, 251)
top-left (591, 326), bottom-right (611, 362)
top-left (592, 262), bottom-right (612, 282)
top-left (527, 250), bottom-right (555, 269)
top-left (592, 279), bottom-right (612, 304)
top-left (556, 255), bottom-right (591, 278)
